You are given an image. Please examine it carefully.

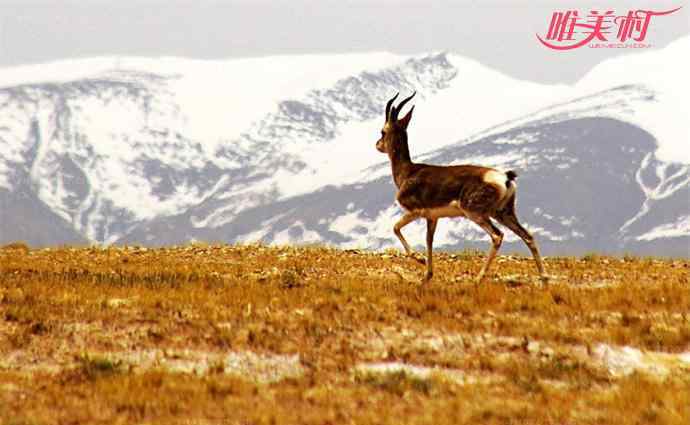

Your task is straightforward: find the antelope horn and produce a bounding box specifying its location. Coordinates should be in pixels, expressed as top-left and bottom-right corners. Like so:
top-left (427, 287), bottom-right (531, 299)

top-left (385, 92), bottom-right (399, 121)
top-left (391, 91), bottom-right (416, 121)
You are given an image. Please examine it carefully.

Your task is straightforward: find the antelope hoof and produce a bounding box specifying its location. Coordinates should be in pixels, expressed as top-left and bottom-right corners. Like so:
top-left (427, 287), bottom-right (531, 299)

top-left (407, 253), bottom-right (426, 265)
top-left (539, 275), bottom-right (550, 284)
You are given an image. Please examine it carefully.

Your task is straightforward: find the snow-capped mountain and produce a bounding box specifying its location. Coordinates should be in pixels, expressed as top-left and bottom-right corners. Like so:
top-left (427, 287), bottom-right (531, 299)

top-left (0, 37), bottom-right (688, 255)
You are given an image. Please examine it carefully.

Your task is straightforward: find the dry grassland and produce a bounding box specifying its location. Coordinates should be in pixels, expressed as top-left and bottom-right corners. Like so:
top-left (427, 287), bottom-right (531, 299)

top-left (0, 243), bottom-right (689, 424)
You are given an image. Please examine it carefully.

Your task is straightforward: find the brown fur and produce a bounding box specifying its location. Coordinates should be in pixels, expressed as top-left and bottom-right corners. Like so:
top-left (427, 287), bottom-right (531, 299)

top-left (376, 92), bottom-right (547, 283)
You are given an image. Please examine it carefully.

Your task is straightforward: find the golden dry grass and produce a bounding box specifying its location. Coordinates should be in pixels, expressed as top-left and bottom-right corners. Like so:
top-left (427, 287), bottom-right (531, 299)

top-left (0, 243), bottom-right (688, 424)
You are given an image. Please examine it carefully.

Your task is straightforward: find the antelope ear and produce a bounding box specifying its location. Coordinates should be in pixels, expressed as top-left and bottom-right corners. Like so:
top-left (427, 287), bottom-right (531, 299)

top-left (398, 105), bottom-right (414, 129)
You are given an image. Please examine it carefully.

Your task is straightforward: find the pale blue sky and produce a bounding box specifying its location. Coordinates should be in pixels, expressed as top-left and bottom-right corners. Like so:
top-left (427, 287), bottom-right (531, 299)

top-left (0, 0), bottom-right (687, 83)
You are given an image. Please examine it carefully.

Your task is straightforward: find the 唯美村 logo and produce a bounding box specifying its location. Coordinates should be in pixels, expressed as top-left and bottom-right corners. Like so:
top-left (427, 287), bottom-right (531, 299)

top-left (537, 6), bottom-right (682, 50)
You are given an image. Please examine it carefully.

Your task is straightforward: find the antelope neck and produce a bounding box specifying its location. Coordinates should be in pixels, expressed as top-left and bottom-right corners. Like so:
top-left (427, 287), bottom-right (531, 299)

top-left (389, 134), bottom-right (413, 188)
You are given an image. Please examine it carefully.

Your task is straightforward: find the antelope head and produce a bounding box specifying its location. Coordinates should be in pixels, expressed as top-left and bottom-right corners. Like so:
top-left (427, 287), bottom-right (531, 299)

top-left (376, 92), bottom-right (416, 156)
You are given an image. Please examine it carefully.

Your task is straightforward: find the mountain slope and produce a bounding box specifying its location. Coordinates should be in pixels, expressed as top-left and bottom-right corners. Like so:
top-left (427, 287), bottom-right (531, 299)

top-left (120, 113), bottom-right (687, 256)
top-left (1, 51), bottom-right (565, 245)
top-left (0, 39), bottom-right (688, 254)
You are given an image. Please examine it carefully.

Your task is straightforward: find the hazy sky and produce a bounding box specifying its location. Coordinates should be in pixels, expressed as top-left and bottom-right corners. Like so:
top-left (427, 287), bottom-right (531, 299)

top-left (0, 0), bottom-right (688, 83)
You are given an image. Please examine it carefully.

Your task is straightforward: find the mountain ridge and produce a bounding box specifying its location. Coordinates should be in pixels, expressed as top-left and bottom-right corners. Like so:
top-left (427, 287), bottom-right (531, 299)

top-left (0, 43), bottom-right (688, 254)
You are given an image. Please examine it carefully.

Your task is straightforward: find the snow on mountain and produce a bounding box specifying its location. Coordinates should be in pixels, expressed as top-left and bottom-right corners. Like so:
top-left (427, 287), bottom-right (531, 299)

top-left (0, 53), bottom-right (401, 149)
top-left (285, 54), bottom-right (573, 196)
top-left (0, 53), bottom-right (416, 242)
top-left (474, 36), bottom-right (690, 165)
top-left (2, 49), bottom-right (568, 244)
top-left (579, 36), bottom-right (690, 164)
top-left (176, 114), bottom-right (683, 256)
top-left (636, 215), bottom-right (690, 241)
top-left (0, 37), bottom-right (688, 254)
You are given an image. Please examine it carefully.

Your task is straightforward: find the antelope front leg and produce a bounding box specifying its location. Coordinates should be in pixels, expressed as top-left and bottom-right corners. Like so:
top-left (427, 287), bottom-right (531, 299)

top-left (393, 212), bottom-right (419, 256)
top-left (424, 218), bottom-right (438, 283)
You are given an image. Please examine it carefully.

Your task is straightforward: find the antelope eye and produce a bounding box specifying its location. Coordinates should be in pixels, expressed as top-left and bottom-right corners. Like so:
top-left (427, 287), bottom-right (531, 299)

top-left (381, 131), bottom-right (385, 137)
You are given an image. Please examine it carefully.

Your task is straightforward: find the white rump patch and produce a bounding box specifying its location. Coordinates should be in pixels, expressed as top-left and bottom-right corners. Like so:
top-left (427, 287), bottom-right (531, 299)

top-left (483, 170), bottom-right (515, 207)
top-left (483, 169), bottom-right (508, 189)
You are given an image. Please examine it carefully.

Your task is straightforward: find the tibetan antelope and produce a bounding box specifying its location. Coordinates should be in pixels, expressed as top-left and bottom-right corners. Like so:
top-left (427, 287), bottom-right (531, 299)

top-left (376, 92), bottom-right (547, 284)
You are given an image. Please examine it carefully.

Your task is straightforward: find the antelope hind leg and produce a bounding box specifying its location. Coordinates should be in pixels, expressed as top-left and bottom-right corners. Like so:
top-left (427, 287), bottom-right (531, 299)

top-left (494, 211), bottom-right (548, 283)
top-left (468, 215), bottom-right (504, 284)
